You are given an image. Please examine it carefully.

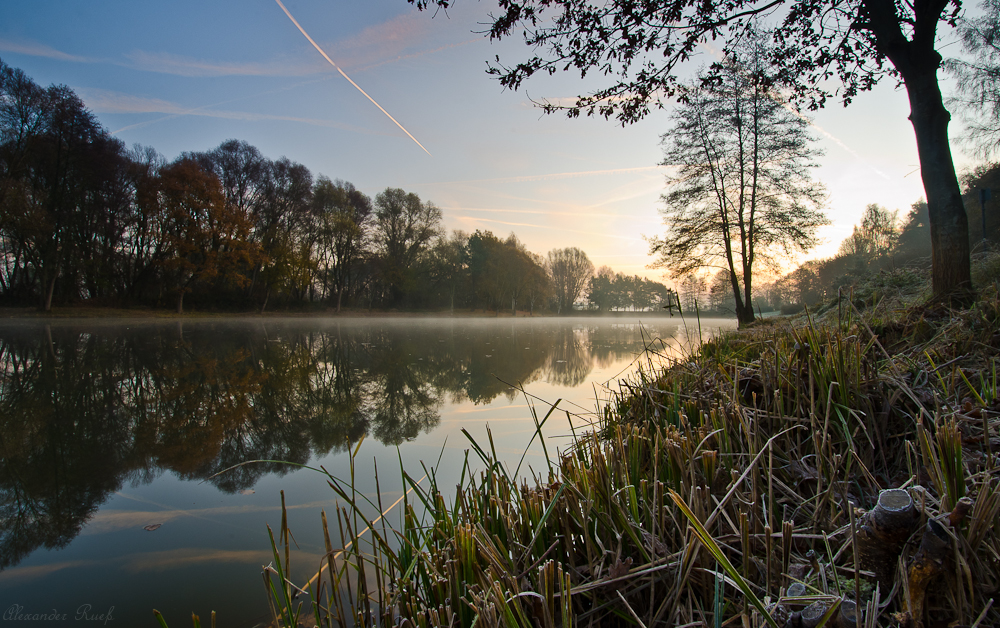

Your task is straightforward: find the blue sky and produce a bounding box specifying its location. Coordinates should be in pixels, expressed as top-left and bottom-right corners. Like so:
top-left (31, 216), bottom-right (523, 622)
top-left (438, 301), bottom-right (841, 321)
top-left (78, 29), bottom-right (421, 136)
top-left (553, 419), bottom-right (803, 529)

top-left (1, 0), bottom-right (977, 282)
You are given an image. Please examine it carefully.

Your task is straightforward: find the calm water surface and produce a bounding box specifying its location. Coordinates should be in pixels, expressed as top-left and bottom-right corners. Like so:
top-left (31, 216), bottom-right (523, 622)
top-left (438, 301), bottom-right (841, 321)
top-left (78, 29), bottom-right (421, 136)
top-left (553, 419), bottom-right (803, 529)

top-left (0, 316), bottom-right (734, 627)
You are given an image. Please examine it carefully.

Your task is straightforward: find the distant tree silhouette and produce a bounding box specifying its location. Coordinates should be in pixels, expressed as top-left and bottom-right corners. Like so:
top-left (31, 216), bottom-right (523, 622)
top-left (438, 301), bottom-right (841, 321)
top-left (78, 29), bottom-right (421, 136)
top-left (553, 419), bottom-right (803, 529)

top-left (546, 247), bottom-right (594, 313)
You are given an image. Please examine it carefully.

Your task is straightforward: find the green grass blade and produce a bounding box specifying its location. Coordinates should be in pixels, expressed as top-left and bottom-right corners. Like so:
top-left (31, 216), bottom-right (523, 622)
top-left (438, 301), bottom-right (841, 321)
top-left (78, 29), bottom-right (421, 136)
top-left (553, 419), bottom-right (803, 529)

top-left (669, 489), bottom-right (781, 628)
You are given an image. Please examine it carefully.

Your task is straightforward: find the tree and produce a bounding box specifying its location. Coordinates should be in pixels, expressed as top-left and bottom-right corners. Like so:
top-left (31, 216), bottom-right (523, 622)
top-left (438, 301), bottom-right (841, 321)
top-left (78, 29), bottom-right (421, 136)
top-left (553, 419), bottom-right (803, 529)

top-left (837, 203), bottom-right (899, 273)
top-left (947, 0), bottom-right (1000, 159)
top-left (256, 157), bottom-right (314, 310)
top-left (894, 199), bottom-right (932, 265)
top-left (157, 159), bottom-right (258, 313)
top-left (503, 233), bottom-right (546, 315)
top-left (117, 145), bottom-right (169, 303)
top-left (587, 266), bottom-right (617, 311)
top-left (708, 269), bottom-right (736, 312)
top-left (649, 38), bottom-right (827, 326)
top-left (426, 230), bottom-right (468, 311)
top-left (314, 177), bottom-right (372, 311)
top-left (0, 64), bottom-right (124, 311)
top-left (679, 274), bottom-right (706, 312)
top-left (522, 251), bottom-right (552, 315)
top-left (466, 230), bottom-right (509, 313)
top-left (410, 0), bottom-right (975, 303)
top-left (372, 187), bottom-right (442, 306)
top-left (546, 247), bottom-right (594, 313)
top-left (961, 163), bottom-right (1000, 246)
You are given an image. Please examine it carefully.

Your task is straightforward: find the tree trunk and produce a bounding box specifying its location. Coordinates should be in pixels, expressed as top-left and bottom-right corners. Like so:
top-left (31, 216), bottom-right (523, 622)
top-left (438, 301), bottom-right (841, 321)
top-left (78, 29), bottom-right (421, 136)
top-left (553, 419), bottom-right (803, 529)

top-left (728, 270), bottom-right (755, 327)
top-left (43, 272), bottom-right (57, 312)
top-left (176, 290), bottom-right (184, 314)
top-left (865, 0), bottom-right (974, 302)
top-left (260, 286), bottom-right (270, 314)
top-left (903, 67), bottom-right (973, 301)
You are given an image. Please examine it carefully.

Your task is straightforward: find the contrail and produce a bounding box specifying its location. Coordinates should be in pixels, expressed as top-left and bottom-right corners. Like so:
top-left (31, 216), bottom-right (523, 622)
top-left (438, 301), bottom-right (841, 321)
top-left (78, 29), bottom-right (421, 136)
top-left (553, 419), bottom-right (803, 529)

top-left (274, 0), bottom-right (431, 156)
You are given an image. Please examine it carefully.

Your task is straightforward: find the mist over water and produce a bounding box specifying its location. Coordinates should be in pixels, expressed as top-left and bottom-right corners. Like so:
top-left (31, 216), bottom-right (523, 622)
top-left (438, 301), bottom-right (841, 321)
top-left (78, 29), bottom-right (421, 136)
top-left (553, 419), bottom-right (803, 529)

top-left (0, 316), bottom-right (734, 625)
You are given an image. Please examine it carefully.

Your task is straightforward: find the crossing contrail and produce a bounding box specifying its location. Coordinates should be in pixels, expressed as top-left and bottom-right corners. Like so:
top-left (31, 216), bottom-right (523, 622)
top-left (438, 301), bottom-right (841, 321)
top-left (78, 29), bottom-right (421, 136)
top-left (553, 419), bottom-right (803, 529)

top-left (274, 0), bottom-right (431, 156)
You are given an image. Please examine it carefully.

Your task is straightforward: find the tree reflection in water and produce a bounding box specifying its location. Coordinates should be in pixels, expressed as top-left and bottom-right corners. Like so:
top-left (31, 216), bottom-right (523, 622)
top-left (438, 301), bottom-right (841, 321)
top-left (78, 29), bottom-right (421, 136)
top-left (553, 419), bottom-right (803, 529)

top-left (0, 318), bottom-right (686, 572)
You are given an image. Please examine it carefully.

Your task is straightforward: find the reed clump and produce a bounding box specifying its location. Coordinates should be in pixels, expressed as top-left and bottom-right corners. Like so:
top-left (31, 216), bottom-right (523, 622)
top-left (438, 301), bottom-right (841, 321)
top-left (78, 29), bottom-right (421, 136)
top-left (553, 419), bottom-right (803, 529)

top-left (257, 277), bottom-right (1000, 628)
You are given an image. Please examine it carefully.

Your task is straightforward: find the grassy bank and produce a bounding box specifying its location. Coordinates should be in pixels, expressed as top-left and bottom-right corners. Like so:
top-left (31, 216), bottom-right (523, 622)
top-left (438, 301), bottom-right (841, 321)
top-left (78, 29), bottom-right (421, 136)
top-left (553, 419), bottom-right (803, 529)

top-left (166, 256), bottom-right (1000, 628)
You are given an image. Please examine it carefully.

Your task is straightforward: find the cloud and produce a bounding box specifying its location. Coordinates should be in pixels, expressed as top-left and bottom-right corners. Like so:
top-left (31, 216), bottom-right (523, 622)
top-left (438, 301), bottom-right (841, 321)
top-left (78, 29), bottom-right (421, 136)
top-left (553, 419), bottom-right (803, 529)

top-left (453, 206), bottom-right (623, 218)
top-left (0, 38), bottom-right (94, 63)
top-left (119, 549), bottom-right (272, 573)
top-left (123, 50), bottom-right (323, 78)
top-left (116, 11), bottom-right (457, 79)
top-left (424, 165), bottom-right (669, 186)
top-left (453, 215), bottom-right (639, 241)
top-left (0, 11), bottom-right (469, 82)
top-left (77, 89), bottom-right (186, 114)
top-left (324, 12), bottom-right (434, 72)
top-left (81, 504), bottom-right (279, 535)
top-left (0, 561), bottom-right (95, 584)
top-left (74, 88), bottom-right (380, 136)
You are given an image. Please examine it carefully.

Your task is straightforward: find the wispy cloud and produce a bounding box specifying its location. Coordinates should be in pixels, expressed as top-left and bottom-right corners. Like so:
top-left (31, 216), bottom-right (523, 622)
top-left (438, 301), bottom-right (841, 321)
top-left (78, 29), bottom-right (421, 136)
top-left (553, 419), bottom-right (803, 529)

top-left (351, 37), bottom-right (484, 73)
top-left (0, 560), bottom-right (95, 584)
top-left (120, 548), bottom-right (272, 573)
top-left (451, 206), bottom-right (624, 219)
top-left (422, 165), bottom-right (669, 186)
top-left (78, 89), bottom-right (188, 114)
top-left (81, 504), bottom-right (278, 535)
top-left (123, 50), bottom-right (323, 78)
top-left (453, 215), bottom-right (639, 241)
top-left (0, 37), bottom-right (95, 63)
top-left (328, 12), bottom-right (432, 69)
top-left (0, 14), bottom-right (464, 80)
top-left (76, 88), bottom-right (379, 136)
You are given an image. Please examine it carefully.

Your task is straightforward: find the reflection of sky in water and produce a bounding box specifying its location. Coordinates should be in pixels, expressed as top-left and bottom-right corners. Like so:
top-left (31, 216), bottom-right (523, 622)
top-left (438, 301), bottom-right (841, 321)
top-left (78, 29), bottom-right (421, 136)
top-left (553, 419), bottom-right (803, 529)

top-left (0, 317), bottom-right (733, 626)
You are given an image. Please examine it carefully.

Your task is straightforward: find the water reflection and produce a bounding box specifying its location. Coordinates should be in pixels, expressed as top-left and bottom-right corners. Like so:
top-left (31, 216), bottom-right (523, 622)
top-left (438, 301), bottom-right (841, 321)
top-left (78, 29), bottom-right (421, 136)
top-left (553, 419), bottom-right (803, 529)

top-left (0, 317), bottom-right (698, 573)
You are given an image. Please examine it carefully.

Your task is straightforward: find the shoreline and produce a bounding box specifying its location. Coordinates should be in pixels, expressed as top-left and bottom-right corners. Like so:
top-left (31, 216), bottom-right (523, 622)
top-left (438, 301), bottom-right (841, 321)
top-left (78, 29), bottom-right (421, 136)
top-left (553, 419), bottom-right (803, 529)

top-left (0, 305), bottom-right (737, 321)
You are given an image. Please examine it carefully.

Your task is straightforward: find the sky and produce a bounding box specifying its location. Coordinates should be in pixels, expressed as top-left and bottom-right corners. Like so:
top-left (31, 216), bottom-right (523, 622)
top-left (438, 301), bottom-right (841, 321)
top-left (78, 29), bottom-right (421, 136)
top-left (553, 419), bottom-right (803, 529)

top-left (0, 0), bottom-right (981, 284)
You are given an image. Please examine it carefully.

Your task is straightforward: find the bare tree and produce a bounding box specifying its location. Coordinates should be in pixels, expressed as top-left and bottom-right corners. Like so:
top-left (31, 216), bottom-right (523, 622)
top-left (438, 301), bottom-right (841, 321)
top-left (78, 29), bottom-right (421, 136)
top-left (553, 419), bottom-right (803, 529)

top-left (649, 37), bottom-right (828, 326)
top-left (546, 247), bottom-right (594, 313)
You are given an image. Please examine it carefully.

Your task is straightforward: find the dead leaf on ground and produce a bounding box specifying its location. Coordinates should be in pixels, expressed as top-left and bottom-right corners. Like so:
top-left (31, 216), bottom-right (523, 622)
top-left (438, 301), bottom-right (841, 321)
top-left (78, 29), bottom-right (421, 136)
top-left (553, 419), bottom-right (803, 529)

top-left (609, 557), bottom-right (632, 580)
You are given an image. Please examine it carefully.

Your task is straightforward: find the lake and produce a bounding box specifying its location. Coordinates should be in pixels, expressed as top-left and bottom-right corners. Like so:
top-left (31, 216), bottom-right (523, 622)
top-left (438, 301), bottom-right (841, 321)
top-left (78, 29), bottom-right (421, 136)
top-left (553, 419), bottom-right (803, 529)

top-left (0, 315), bottom-right (734, 627)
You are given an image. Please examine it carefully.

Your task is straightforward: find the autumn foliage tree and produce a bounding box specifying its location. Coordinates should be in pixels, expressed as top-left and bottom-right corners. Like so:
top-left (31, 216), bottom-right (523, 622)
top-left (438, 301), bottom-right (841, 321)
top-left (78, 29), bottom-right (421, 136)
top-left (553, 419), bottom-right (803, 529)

top-left (158, 159), bottom-right (259, 313)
